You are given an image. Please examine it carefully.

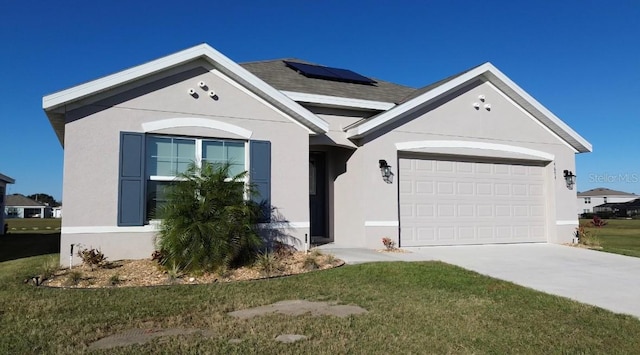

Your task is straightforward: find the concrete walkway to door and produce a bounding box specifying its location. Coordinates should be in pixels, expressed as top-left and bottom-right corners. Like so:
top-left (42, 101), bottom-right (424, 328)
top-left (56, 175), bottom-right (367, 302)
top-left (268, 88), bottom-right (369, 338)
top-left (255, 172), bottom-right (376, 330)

top-left (318, 243), bottom-right (640, 319)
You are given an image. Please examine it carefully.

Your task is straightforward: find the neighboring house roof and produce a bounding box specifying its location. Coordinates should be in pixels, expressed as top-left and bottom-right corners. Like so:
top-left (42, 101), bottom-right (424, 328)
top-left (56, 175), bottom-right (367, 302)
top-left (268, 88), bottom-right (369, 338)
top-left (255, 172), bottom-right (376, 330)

top-left (594, 198), bottom-right (640, 209)
top-left (5, 194), bottom-right (47, 207)
top-left (43, 44), bottom-right (330, 145)
top-left (578, 188), bottom-right (637, 197)
top-left (240, 59), bottom-right (415, 105)
top-left (0, 173), bottom-right (14, 184)
top-left (345, 62), bottom-right (592, 153)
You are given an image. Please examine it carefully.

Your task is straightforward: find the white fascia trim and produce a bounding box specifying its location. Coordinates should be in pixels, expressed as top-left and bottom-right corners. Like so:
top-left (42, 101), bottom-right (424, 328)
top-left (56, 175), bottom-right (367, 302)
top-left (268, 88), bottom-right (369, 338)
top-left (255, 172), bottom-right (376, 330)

top-left (43, 45), bottom-right (212, 110)
top-left (282, 91), bottom-right (395, 111)
top-left (257, 222), bottom-right (310, 229)
top-left (63, 225), bottom-right (159, 234)
top-left (364, 221), bottom-right (399, 227)
top-left (42, 43), bottom-right (329, 134)
top-left (346, 62), bottom-right (592, 153)
top-left (141, 117), bottom-right (253, 138)
top-left (395, 140), bottom-right (555, 161)
top-left (483, 65), bottom-right (592, 152)
top-left (556, 220), bottom-right (579, 225)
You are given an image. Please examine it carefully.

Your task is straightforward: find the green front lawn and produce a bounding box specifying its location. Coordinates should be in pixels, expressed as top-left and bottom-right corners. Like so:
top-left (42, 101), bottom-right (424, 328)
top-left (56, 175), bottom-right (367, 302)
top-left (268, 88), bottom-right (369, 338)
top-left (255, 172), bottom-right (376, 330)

top-left (581, 219), bottom-right (640, 257)
top-left (1, 255), bottom-right (639, 353)
top-left (5, 218), bottom-right (61, 234)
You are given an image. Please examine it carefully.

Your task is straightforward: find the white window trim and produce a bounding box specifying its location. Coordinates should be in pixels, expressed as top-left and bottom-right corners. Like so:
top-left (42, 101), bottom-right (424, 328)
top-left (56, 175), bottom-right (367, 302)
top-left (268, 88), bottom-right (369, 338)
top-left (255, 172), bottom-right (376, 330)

top-left (141, 117), bottom-right (253, 139)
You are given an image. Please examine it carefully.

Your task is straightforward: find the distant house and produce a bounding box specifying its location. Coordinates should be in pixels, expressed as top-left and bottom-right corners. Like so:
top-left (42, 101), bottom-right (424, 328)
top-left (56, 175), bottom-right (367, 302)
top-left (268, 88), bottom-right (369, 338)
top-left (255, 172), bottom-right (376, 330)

top-left (52, 206), bottom-right (62, 218)
top-left (577, 188), bottom-right (637, 215)
top-left (4, 194), bottom-right (52, 219)
top-left (0, 173), bottom-right (15, 234)
top-left (594, 198), bottom-right (640, 217)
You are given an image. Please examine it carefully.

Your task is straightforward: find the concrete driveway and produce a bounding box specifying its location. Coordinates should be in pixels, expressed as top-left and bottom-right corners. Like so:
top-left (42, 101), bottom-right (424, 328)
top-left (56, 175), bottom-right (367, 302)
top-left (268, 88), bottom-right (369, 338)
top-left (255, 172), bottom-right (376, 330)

top-left (319, 243), bottom-right (640, 319)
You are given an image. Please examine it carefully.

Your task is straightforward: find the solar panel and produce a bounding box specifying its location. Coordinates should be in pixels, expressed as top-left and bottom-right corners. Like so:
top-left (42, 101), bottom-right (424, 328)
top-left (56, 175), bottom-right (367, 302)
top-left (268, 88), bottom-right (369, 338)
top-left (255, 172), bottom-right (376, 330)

top-left (284, 61), bottom-right (376, 85)
top-left (325, 67), bottom-right (376, 84)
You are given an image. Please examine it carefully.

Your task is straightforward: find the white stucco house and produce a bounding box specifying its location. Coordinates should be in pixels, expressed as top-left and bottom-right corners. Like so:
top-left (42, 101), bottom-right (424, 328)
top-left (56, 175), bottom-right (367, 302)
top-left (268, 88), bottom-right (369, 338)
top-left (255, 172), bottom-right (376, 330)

top-left (5, 194), bottom-right (53, 219)
top-left (43, 44), bottom-right (591, 266)
top-left (577, 187), bottom-right (637, 215)
top-left (0, 173), bottom-right (15, 234)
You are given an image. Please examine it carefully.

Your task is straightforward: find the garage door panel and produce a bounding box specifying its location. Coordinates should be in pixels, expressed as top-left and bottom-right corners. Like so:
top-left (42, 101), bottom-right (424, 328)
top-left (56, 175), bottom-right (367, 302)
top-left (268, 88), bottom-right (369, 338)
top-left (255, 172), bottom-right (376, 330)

top-left (416, 204), bottom-right (434, 217)
top-left (417, 227), bottom-right (435, 241)
top-left (416, 181), bottom-right (434, 194)
top-left (399, 180), bottom-right (412, 194)
top-left (399, 203), bottom-right (415, 218)
top-left (400, 157), bottom-right (547, 246)
top-left (457, 182), bottom-right (474, 194)
top-left (457, 205), bottom-right (474, 217)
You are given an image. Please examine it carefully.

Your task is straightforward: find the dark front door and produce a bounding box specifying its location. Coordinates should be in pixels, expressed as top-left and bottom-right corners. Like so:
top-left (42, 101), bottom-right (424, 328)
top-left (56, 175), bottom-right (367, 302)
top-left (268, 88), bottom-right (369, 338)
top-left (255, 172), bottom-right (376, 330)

top-left (309, 152), bottom-right (327, 237)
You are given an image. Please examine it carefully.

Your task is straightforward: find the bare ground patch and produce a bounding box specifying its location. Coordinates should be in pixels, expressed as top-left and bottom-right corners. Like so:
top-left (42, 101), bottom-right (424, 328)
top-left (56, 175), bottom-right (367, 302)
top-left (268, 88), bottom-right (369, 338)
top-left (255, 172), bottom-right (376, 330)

top-left (228, 300), bottom-right (368, 319)
top-left (88, 299), bottom-right (367, 349)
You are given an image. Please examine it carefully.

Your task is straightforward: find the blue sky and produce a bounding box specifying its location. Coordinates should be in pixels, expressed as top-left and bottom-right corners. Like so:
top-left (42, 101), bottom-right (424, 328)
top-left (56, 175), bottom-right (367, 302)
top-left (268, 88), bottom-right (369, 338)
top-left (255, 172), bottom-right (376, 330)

top-left (1, 1), bottom-right (638, 201)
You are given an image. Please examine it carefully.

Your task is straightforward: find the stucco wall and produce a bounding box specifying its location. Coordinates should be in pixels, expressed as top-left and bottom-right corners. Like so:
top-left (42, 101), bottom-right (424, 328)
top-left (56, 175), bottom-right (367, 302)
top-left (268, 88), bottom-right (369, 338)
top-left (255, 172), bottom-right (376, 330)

top-left (331, 80), bottom-right (579, 248)
top-left (60, 62), bottom-right (310, 265)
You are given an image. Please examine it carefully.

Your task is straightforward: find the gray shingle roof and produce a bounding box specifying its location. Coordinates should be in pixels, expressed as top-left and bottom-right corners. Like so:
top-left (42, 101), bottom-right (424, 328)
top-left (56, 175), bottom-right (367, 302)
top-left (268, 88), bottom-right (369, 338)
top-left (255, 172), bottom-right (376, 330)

top-left (240, 59), bottom-right (416, 104)
top-left (5, 194), bottom-right (46, 207)
top-left (578, 188), bottom-right (637, 197)
top-left (397, 63), bottom-right (487, 103)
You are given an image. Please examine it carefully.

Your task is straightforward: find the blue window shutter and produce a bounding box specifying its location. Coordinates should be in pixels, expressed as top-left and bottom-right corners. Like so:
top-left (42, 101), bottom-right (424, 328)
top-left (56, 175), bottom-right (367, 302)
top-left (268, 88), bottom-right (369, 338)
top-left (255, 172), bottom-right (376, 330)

top-left (250, 140), bottom-right (271, 222)
top-left (118, 132), bottom-right (145, 226)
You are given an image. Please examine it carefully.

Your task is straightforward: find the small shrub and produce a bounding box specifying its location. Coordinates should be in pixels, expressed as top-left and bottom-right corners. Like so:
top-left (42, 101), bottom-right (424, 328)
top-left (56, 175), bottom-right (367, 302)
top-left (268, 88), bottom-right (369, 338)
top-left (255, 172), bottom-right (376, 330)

top-left (167, 262), bottom-right (183, 283)
top-left (273, 241), bottom-right (296, 259)
top-left (151, 250), bottom-right (165, 264)
top-left (303, 255), bottom-right (319, 271)
top-left (217, 264), bottom-right (231, 279)
top-left (67, 271), bottom-right (83, 286)
top-left (256, 252), bottom-right (280, 277)
top-left (109, 273), bottom-right (122, 286)
top-left (382, 237), bottom-right (396, 250)
top-left (310, 249), bottom-right (323, 258)
top-left (77, 247), bottom-right (107, 269)
top-left (40, 256), bottom-right (59, 281)
top-left (324, 253), bottom-right (336, 265)
top-left (591, 216), bottom-right (608, 227)
top-left (575, 226), bottom-right (601, 248)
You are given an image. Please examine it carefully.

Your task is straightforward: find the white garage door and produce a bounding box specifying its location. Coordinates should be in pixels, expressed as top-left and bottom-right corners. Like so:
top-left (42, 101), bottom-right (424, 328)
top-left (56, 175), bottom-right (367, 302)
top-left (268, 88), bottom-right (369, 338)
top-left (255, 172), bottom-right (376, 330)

top-left (399, 156), bottom-right (547, 247)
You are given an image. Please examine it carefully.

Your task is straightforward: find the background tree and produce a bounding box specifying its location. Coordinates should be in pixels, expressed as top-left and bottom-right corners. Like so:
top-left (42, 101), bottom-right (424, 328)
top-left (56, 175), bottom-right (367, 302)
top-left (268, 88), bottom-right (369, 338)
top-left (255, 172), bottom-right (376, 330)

top-left (155, 162), bottom-right (263, 272)
top-left (27, 193), bottom-right (60, 207)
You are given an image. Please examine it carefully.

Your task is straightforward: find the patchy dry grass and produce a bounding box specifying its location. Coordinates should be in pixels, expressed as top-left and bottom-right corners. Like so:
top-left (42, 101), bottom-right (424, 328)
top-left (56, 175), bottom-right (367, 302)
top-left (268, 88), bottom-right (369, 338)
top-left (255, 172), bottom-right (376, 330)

top-left (2, 254), bottom-right (640, 353)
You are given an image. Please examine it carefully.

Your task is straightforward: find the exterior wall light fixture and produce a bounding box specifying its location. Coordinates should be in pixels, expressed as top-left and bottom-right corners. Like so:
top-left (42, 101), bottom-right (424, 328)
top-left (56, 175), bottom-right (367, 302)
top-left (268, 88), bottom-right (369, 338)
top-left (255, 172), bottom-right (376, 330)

top-left (563, 170), bottom-right (576, 190)
top-left (379, 159), bottom-right (394, 184)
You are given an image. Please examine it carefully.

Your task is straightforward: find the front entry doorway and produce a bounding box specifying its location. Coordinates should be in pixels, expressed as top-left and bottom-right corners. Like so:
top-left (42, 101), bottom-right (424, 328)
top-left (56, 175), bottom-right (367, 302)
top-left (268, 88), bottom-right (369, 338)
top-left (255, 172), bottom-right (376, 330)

top-left (309, 152), bottom-right (327, 239)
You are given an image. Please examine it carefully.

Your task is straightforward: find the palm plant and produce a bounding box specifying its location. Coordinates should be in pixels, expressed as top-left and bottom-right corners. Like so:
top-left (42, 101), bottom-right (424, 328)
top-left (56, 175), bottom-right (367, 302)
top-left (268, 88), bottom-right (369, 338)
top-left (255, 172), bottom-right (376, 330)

top-left (155, 162), bottom-right (263, 272)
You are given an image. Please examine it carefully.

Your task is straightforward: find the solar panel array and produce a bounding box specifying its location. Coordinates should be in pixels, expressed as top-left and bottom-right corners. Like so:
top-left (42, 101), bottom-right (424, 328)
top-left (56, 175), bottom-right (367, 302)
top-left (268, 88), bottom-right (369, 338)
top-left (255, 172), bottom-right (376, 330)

top-left (284, 61), bottom-right (376, 85)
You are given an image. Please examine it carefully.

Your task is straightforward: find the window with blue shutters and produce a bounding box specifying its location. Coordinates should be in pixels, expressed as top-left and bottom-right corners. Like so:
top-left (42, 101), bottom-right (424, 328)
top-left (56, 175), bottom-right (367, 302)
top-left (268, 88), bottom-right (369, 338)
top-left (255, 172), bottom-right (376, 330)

top-left (118, 132), bottom-right (270, 225)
